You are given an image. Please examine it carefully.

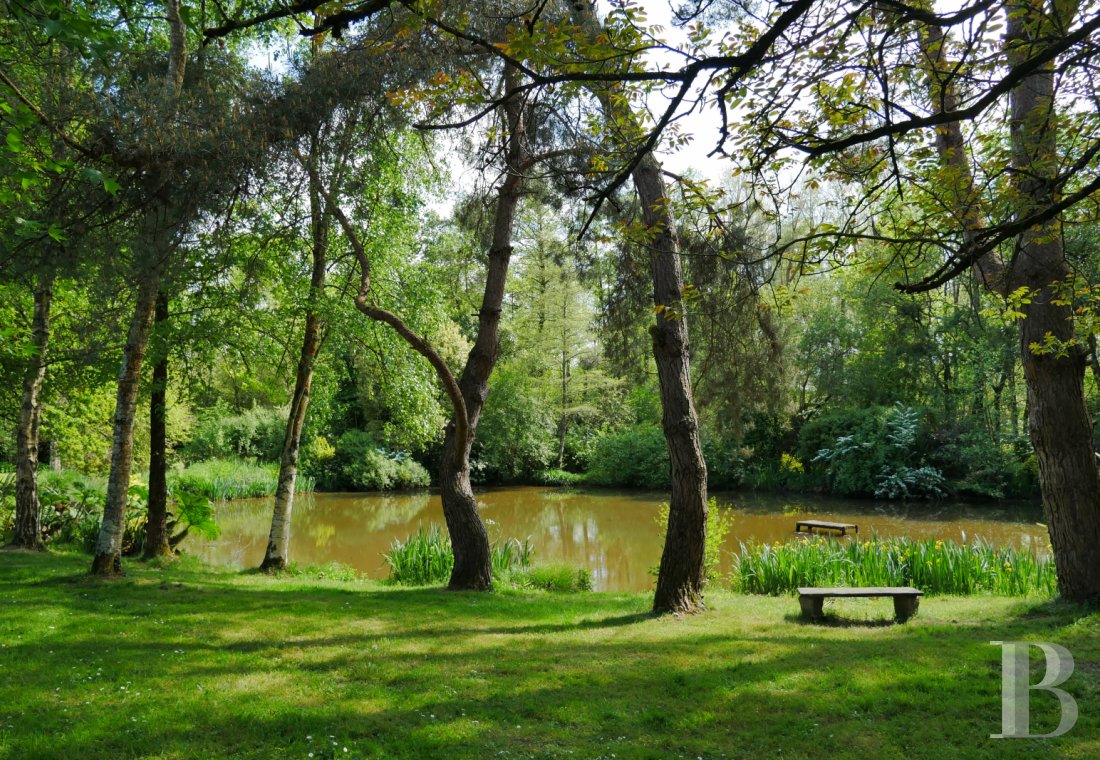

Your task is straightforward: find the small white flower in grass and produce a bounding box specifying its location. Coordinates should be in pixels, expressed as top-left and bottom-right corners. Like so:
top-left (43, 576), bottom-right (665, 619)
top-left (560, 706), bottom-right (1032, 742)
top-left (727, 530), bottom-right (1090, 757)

top-left (343, 749), bottom-right (348, 753)
top-left (308, 754), bottom-right (314, 758)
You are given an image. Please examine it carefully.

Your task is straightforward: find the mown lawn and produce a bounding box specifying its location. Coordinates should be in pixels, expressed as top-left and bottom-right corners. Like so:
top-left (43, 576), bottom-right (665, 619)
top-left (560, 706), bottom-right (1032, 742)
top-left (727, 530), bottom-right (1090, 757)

top-left (0, 551), bottom-right (1097, 759)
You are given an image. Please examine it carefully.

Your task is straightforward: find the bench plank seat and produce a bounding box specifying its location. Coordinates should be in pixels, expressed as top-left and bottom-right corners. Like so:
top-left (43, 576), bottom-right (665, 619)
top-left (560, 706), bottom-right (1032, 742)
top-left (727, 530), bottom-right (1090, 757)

top-left (794, 519), bottom-right (858, 536)
top-left (797, 586), bottom-right (923, 622)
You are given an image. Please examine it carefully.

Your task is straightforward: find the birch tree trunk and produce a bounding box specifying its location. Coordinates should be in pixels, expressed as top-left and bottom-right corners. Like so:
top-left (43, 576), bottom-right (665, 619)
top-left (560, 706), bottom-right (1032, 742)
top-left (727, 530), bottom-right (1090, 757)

top-left (261, 135), bottom-right (328, 572)
top-left (11, 266), bottom-right (55, 550)
top-left (91, 263), bottom-right (163, 574)
top-left (571, 0), bottom-right (708, 614)
top-left (143, 293), bottom-right (171, 559)
top-left (91, 0), bottom-right (186, 576)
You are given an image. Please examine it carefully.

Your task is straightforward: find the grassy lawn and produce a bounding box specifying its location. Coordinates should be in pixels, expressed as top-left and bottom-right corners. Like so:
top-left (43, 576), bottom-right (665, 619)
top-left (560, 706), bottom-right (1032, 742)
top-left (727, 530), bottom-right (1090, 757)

top-left (0, 551), bottom-right (1097, 759)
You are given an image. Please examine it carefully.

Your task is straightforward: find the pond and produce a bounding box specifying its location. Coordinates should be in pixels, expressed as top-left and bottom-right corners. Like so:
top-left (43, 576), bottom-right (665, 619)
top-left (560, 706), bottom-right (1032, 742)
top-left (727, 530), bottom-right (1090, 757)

top-left (186, 487), bottom-right (1049, 592)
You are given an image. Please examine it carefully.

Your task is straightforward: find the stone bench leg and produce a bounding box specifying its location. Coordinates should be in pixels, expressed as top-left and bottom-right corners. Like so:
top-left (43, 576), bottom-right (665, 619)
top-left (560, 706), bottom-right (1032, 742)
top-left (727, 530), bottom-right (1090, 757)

top-left (893, 596), bottom-right (920, 622)
top-left (799, 595), bottom-right (824, 620)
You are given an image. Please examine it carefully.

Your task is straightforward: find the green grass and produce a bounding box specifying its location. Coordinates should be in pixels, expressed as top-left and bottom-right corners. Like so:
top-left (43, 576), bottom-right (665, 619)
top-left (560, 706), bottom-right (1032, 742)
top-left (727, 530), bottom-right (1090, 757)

top-left (170, 459), bottom-right (315, 501)
top-left (733, 535), bottom-right (1058, 597)
top-left (0, 551), bottom-right (1096, 759)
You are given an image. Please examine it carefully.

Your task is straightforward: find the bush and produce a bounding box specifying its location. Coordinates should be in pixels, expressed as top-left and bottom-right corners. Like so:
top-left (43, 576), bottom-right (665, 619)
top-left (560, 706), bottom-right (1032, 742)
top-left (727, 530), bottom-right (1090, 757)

top-left (472, 366), bottom-right (556, 483)
top-left (653, 497), bottom-right (733, 586)
top-left (18, 469), bottom-right (219, 554)
top-left (383, 525), bottom-right (534, 585)
top-left (330, 431), bottom-right (430, 491)
top-left (586, 424), bottom-right (669, 489)
top-left (183, 406), bottom-right (288, 462)
top-left (809, 404), bottom-right (946, 498)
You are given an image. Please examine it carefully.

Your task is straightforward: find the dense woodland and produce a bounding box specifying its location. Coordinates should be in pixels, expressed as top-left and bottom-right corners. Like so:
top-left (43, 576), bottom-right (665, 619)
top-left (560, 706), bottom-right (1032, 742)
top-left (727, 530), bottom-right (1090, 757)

top-left (3, 0), bottom-right (1100, 612)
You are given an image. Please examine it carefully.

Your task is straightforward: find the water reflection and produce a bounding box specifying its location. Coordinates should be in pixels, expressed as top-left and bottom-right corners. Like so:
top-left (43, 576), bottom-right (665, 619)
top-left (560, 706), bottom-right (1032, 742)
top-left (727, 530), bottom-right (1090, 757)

top-left (186, 486), bottom-right (1048, 592)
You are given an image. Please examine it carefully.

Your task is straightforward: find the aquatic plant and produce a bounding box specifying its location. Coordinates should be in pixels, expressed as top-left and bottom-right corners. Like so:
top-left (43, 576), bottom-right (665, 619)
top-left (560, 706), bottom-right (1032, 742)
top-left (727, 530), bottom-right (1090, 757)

top-left (732, 535), bottom-right (1056, 597)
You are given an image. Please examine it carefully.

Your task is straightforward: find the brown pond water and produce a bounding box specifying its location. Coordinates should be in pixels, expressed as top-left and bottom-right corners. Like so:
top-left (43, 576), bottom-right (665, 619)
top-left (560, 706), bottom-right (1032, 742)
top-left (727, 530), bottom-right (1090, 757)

top-left (185, 487), bottom-right (1048, 592)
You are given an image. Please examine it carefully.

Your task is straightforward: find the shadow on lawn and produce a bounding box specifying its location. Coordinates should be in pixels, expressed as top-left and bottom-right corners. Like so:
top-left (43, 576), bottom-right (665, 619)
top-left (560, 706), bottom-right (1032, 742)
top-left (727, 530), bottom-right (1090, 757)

top-left (1, 553), bottom-right (1098, 759)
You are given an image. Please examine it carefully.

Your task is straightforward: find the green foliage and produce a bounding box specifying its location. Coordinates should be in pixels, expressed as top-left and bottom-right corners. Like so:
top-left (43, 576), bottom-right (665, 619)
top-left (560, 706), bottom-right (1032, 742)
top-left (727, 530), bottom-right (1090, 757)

top-left (383, 525), bottom-right (534, 586)
top-left (653, 498), bottom-right (733, 586)
top-left (183, 406), bottom-right (288, 463)
top-left (733, 536), bottom-right (1057, 597)
top-left (472, 366), bottom-right (556, 483)
top-left (586, 424), bottom-right (669, 489)
top-left (532, 468), bottom-right (586, 487)
top-left (169, 459), bottom-right (312, 501)
top-left (809, 405), bottom-right (946, 498)
top-left (282, 562), bottom-right (362, 582)
top-left (328, 431), bottom-right (430, 492)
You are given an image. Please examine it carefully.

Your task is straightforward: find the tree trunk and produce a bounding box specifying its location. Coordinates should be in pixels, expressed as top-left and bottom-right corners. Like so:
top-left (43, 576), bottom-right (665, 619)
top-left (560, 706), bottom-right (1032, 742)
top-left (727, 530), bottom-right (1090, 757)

top-left (143, 293), bottom-right (171, 559)
top-left (436, 65), bottom-right (529, 590)
top-left (571, 0), bottom-right (708, 614)
top-left (11, 267), bottom-right (55, 550)
top-left (634, 155), bottom-right (709, 615)
top-left (261, 135), bottom-right (328, 571)
top-left (91, 266), bottom-right (163, 576)
top-left (1005, 0), bottom-right (1100, 601)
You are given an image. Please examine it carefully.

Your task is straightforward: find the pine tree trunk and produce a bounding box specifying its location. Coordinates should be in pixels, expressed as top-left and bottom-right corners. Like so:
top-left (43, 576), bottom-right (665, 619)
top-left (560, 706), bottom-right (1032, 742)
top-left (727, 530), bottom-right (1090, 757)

top-left (91, 268), bottom-right (162, 576)
top-left (1006, 0), bottom-right (1100, 601)
top-left (143, 293), bottom-right (171, 559)
top-left (11, 267), bottom-right (55, 550)
top-left (260, 134), bottom-right (328, 572)
top-left (437, 64), bottom-right (528, 591)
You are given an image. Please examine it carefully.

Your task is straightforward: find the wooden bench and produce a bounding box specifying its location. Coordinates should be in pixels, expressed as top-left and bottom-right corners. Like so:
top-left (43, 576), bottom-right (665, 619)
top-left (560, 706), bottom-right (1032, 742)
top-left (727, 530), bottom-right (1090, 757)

top-left (794, 519), bottom-right (858, 536)
top-left (797, 587), bottom-right (923, 622)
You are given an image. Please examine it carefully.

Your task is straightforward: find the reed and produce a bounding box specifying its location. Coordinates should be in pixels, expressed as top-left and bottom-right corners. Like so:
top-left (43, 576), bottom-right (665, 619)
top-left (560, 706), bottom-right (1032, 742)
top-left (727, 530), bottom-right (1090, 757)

top-left (383, 525), bottom-right (535, 586)
top-left (170, 459), bottom-right (316, 501)
top-left (732, 535), bottom-right (1057, 597)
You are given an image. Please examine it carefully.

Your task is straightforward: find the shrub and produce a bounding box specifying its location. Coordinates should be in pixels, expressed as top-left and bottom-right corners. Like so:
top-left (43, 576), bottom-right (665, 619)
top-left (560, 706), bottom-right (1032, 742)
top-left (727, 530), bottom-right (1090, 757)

top-left (810, 404), bottom-right (946, 498)
top-left (653, 497), bottom-right (733, 586)
top-left (732, 536), bottom-right (1056, 597)
top-left (183, 406), bottom-right (288, 462)
top-left (332, 431), bottom-right (430, 491)
top-left (472, 366), bottom-right (556, 483)
top-left (587, 424), bottom-right (669, 489)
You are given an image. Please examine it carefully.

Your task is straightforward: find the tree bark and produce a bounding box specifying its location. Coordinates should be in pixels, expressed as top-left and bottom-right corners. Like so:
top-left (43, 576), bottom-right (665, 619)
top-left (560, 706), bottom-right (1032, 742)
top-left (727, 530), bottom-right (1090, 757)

top-left (1005, 0), bottom-right (1100, 601)
top-left (635, 154), bottom-right (709, 615)
top-left (91, 264), bottom-right (163, 575)
top-left (11, 266), bottom-right (55, 550)
top-left (261, 134), bottom-right (329, 572)
top-left (435, 65), bottom-right (529, 590)
top-left (143, 293), bottom-right (171, 559)
top-left (92, 0), bottom-right (186, 576)
top-left (571, 0), bottom-right (709, 614)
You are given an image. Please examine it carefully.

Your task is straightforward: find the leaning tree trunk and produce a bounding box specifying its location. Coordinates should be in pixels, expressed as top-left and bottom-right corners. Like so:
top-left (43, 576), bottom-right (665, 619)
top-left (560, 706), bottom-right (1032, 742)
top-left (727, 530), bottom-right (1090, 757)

top-left (261, 136), bottom-right (328, 571)
top-left (1005, 0), bottom-right (1100, 601)
top-left (437, 64), bottom-right (529, 591)
top-left (91, 0), bottom-right (186, 577)
top-left (91, 266), bottom-right (163, 575)
top-left (143, 293), bottom-right (172, 559)
top-left (571, 0), bottom-right (708, 613)
top-left (11, 266), bottom-right (55, 550)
